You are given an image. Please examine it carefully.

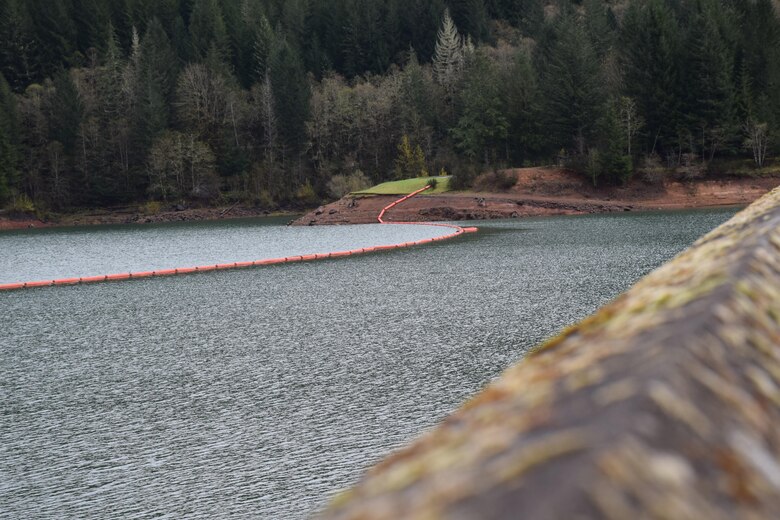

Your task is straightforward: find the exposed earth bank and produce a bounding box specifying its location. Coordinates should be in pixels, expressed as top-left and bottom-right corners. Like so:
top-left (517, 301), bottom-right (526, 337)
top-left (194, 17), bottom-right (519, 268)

top-left (293, 168), bottom-right (780, 226)
top-left (3, 168), bottom-right (777, 231)
top-left (0, 205), bottom-right (294, 231)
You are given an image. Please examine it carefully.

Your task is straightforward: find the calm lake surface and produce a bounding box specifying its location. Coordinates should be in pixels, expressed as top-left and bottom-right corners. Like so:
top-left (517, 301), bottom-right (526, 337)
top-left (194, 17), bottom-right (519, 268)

top-left (1, 208), bottom-right (737, 519)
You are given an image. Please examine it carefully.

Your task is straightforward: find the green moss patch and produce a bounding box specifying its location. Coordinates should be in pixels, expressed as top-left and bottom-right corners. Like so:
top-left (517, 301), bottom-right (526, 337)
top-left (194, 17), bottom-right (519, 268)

top-left (352, 176), bottom-right (452, 195)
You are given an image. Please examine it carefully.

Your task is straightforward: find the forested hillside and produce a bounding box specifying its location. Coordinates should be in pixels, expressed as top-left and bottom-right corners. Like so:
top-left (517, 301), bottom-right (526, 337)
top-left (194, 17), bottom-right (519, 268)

top-left (0, 0), bottom-right (779, 211)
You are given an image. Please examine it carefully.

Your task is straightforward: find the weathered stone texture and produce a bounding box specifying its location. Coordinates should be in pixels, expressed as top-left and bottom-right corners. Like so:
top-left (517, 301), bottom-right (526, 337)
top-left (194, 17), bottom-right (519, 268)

top-left (321, 187), bottom-right (780, 519)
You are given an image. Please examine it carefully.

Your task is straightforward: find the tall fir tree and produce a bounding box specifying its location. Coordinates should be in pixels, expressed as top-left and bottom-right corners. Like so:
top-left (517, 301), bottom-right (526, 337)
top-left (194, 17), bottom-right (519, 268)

top-left (505, 51), bottom-right (542, 164)
top-left (432, 8), bottom-right (466, 99)
top-left (451, 51), bottom-right (509, 162)
top-left (268, 37), bottom-right (310, 156)
top-left (233, 0), bottom-right (268, 87)
top-left (734, 0), bottom-right (780, 128)
top-left (397, 0), bottom-right (445, 63)
top-left (189, 0), bottom-right (228, 61)
top-left (621, 0), bottom-right (686, 154)
top-left (171, 15), bottom-right (192, 64)
top-left (0, 72), bottom-right (19, 202)
top-left (133, 18), bottom-right (178, 153)
top-left (589, 99), bottom-right (632, 186)
top-left (684, 0), bottom-right (735, 160)
top-left (541, 15), bottom-right (604, 155)
top-left (583, 0), bottom-right (616, 58)
top-left (450, 0), bottom-right (490, 41)
top-left (28, 0), bottom-right (77, 77)
top-left (48, 69), bottom-right (83, 155)
top-left (72, 0), bottom-right (110, 54)
top-left (0, 0), bottom-right (40, 91)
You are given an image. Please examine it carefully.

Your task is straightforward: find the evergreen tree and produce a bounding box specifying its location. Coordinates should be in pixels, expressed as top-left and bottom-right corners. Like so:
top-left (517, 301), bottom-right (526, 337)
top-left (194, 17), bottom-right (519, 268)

top-left (398, 49), bottom-right (436, 141)
top-left (94, 23), bottom-right (135, 200)
top-left (505, 51), bottom-right (542, 164)
top-left (512, 0), bottom-right (545, 37)
top-left (541, 16), bottom-right (604, 155)
top-left (733, 0), bottom-right (780, 134)
top-left (621, 0), bottom-right (685, 154)
top-left (340, 2), bottom-right (364, 78)
top-left (0, 72), bottom-right (19, 203)
top-left (432, 9), bottom-right (465, 98)
top-left (133, 18), bottom-right (178, 152)
top-left (583, 0), bottom-right (616, 57)
top-left (28, 0), bottom-right (77, 77)
top-left (171, 15), bottom-right (192, 63)
top-left (268, 37), bottom-right (310, 155)
top-left (451, 52), bottom-right (509, 162)
top-left (48, 69), bottom-right (83, 154)
top-left (0, 0), bottom-right (40, 91)
top-left (339, 0), bottom-right (391, 77)
top-left (233, 0), bottom-right (270, 87)
top-left (44, 69), bottom-right (83, 206)
top-left (106, 0), bottom-right (134, 53)
top-left (189, 0), bottom-right (228, 60)
top-left (684, 0), bottom-right (735, 161)
top-left (486, 0), bottom-right (544, 36)
top-left (252, 14), bottom-right (275, 82)
top-left (589, 100), bottom-right (632, 186)
top-left (397, 0), bottom-right (445, 63)
top-left (281, 0), bottom-right (310, 44)
top-left (2, 0), bottom-right (779, 209)
top-left (450, 0), bottom-right (490, 41)
top-left (72, 0), bottom-right (110, 54)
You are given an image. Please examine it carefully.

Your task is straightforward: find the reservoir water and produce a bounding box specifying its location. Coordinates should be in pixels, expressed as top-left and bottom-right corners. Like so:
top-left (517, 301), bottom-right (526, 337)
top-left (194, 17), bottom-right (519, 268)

top-left (1, 208), bottom-right (737, 519)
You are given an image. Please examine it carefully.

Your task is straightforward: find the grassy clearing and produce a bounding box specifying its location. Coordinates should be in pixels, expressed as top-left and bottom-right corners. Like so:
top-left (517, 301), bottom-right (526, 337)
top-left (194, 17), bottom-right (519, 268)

top-left (352, 176), bottom-right (452, 195)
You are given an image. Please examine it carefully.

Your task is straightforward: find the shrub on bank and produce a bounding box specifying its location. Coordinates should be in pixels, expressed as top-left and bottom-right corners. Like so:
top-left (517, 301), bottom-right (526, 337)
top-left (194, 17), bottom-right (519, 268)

top-left (327, 171), bottom-right (371, 198)
top-left (473, 170), bottom-right (517, 191)
top-left (140, 201), bottom-right (163, 215)
top-left (7, 194), bottom-right (35, 215)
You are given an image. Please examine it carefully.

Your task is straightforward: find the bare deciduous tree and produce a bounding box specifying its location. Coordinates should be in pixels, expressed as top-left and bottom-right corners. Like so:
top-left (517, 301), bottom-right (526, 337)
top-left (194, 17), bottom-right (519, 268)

top-left (176, 63), bottom-right (230, 137)
top-left (743, 118), bottom-right (769, 168)
top-left (617, 96), bottom-right (643, 158)
top-left (148, 131), bottom-right (218, 200)
top-left (256, 71), bottom-right (278, 164)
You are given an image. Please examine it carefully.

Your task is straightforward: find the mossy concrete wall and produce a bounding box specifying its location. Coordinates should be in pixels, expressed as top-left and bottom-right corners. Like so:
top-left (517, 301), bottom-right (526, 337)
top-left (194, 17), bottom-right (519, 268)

top-left (322, 187), bottom-right (780, 519)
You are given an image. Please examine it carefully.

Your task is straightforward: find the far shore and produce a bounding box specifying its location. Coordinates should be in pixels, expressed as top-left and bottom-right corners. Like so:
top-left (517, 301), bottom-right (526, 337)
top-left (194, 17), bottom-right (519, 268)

top-left (293, 168), bottom-right (780, 226)
top-left (3, 168), bottom-right (778, 231)
top-left (0, 205), bottom-right (300, 231)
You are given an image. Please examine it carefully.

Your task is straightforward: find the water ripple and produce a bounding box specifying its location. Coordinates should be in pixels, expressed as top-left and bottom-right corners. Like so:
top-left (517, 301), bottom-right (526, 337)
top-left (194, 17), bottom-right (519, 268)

top-left (1, 209), bottom-right (736, 518)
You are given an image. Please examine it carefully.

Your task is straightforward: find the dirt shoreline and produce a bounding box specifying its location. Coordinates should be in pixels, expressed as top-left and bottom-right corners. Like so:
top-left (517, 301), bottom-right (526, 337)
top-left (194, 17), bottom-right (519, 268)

top-left (0, 205), bottom-right (299, 231)
top-left (3, 168), bottom-right (777, 231)
top-left (293, 168), bottom-right (780, 226)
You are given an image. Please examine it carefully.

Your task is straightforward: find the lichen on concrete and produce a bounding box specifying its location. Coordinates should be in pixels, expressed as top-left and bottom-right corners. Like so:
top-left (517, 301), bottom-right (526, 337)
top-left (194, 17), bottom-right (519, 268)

top-left (320, 186), bottom-right (780, 519)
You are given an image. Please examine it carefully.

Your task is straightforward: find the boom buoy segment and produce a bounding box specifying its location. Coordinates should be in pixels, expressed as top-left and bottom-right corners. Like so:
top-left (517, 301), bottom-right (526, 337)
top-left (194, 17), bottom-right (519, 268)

top-left (52, 278), bottom-right (80, 286)
top-left (0, 183), bottom-right (478, 292)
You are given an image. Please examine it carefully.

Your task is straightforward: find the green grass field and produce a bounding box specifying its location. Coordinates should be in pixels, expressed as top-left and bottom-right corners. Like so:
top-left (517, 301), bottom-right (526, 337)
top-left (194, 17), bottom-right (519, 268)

top-left (352, 176), bottom-right (452, 195)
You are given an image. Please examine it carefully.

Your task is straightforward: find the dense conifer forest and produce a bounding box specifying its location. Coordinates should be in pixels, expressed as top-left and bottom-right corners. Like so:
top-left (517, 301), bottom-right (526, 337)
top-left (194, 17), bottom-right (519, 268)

top-left (0, 0), bottom-right (779, 211)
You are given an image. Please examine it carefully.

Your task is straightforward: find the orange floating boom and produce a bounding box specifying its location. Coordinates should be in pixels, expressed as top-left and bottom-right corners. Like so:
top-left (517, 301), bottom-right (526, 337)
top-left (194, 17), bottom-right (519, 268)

top-left (0, 184), bottom-right (477, 292)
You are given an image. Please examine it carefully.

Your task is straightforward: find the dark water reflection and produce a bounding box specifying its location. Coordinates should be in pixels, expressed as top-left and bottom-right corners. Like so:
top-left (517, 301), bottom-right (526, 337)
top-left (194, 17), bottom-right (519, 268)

top-left (1, 209), bottom-right (736, 518)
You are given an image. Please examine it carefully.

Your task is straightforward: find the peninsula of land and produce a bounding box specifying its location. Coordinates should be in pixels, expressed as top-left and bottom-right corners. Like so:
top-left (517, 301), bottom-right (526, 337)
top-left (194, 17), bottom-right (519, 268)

top-left (293, 168), bottom-right (780, 226)
top-left (3, 167), bottom-right (778, 231)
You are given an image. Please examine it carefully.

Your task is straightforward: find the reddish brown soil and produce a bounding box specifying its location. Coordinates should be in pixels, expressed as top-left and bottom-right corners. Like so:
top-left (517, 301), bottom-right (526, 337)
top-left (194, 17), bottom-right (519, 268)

top-left (0, 205), bottom-right (294, 231)
top-left (3, 168), bottom-right (776, 231)
top-left (293, 167), bottom-right (780, 226)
